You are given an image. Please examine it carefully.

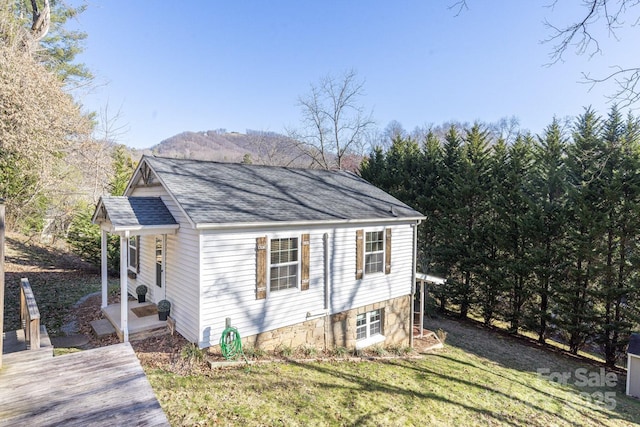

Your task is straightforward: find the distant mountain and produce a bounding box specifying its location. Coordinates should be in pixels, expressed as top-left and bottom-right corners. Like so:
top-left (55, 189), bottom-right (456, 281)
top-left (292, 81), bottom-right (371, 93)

top-left (139, 129), bottom-right (363, 172)
top-left (141, 129), bottom-right (313, 167)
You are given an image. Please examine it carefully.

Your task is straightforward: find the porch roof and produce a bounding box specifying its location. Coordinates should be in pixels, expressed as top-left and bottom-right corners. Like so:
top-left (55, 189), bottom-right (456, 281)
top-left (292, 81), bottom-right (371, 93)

top-left (92, 196), bottom-right (179, 235)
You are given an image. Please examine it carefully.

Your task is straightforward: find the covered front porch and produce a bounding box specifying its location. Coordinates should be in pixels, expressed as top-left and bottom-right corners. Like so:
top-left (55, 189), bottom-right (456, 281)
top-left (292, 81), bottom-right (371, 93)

top-left (102, 300), bottom-right (170, 342)
top-left (92, 196), bottom-right (179, 342)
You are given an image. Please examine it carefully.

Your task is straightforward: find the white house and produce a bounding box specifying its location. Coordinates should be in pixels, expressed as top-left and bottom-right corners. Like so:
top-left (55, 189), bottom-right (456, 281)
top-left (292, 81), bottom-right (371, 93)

top-left (92, 156), bottom-right (425, 350)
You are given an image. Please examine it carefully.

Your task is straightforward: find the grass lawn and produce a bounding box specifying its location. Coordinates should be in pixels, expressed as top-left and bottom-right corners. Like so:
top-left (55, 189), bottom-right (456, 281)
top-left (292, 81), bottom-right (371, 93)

top-left (147, 315), bottom-right (640, 426)
top-left (3, 234), bottom-right (640, 425)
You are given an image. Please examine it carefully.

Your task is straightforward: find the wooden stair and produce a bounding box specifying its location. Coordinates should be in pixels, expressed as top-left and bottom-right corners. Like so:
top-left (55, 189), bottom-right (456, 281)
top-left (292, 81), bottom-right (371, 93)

top-left (2, 326), bottom-right (54, 368)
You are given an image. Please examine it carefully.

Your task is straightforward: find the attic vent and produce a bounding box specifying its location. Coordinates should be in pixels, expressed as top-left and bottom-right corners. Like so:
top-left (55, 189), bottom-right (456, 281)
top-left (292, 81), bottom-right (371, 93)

top-left (389, 205), bottom-right (398, 217)
top-left (140, 162), bottom-right (152, 185)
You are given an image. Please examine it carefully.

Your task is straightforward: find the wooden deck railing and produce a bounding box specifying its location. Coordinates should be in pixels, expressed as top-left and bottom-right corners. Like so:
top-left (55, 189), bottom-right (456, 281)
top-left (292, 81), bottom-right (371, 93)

top-left (20, 278), bottom-right (41, 350)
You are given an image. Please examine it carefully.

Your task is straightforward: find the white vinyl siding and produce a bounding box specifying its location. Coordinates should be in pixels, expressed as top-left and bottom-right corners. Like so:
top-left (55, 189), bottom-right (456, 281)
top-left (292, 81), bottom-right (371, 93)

top-left (198, 222), bottom-right (415, 348)
top-left (129, 183), bottom-right (200, 343)
top-left (199, 229), bottom-right (324, 347)
top-left (331, 224), bottom-right (413, 313)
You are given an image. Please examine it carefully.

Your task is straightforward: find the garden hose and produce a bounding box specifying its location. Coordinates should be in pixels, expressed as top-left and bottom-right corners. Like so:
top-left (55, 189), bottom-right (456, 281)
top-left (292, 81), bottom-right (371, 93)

top-left (219, 326), bottom-right (248, 363)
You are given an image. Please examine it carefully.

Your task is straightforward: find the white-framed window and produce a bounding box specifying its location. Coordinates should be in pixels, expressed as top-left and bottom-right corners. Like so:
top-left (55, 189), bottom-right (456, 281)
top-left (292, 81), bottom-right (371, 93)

top-left (270, 237), bottom-right (299, 292)
top-left (365, 231), bottom-right (384, 274)
top-left (128, 236), bottom-right (138, 271)
top-left (356, 309), bottom-right (382, 341)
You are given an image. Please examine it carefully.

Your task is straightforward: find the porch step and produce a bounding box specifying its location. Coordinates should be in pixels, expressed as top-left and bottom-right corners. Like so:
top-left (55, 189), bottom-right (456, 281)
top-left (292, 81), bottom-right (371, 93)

top-left (2, 327), bottom-right (54, 368)
top-left (50, 334), bottom-right (90, 349)
top-left (90, 319), bottom-right (116, 338)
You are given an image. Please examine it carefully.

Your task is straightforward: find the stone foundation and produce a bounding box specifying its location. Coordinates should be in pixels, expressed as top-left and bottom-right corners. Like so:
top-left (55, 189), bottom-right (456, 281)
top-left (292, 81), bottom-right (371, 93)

top-left (215, 295), bottom-right (411, 352)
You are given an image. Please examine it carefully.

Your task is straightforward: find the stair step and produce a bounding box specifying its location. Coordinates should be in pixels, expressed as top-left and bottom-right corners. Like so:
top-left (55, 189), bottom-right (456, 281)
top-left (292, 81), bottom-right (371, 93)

top-left (90, 319), bottom-right (116, 338)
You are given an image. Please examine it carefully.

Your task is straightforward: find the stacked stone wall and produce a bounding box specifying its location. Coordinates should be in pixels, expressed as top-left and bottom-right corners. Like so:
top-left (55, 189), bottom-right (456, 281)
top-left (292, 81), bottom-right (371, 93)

top-left (210, 295), bottom-right (412, 352)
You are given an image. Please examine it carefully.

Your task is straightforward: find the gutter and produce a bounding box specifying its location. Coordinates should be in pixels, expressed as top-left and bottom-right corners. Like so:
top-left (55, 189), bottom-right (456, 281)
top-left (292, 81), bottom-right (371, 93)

top-left (195, 216), bottom-right (426, 231)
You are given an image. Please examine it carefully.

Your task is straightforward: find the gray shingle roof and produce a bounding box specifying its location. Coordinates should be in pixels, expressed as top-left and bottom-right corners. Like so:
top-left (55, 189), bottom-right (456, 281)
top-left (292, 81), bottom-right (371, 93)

top-left (143, 156), bottom-right (424, 225)
top-left (100, 196), bottom-right (177, 228)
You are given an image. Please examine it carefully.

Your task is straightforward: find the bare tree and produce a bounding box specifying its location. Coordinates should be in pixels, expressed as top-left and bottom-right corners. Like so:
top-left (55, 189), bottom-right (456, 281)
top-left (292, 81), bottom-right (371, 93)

top-left (451, 1), bottom-right (640, 107)
top-left (246, 130), bottom-right (307, 167)
top-left (289, 70), bottom-right (375, 170)
top-left (543, 1), bottom-right (640, 106)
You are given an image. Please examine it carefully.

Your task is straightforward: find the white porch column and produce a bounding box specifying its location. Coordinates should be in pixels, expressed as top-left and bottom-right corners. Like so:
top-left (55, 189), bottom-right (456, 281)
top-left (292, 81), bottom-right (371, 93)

top-left (120, 232), bottom-right (129, 342)
top-left (419, 280), bottom-right (425, 338)
top-left (101, 229), bottom-right (108, 309)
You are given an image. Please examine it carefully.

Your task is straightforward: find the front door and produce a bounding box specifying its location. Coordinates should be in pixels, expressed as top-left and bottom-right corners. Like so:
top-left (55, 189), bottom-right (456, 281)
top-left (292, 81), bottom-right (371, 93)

top-left (155, 236), bottom-right (165, 290)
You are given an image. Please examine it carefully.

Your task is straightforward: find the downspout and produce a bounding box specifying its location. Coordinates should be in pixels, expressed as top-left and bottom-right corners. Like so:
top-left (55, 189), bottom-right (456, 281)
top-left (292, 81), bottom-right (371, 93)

top-left (323, 232), bottom-right (330, 350)
top-left (410, 220), bottom-right (422, 348)
top-left (324, 233), bottom-right (330, 311)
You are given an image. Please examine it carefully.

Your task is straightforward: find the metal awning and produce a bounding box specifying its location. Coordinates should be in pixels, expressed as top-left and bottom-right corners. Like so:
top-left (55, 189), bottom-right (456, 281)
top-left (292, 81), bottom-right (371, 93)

top-left (415, 272), bottom-right (446, 338)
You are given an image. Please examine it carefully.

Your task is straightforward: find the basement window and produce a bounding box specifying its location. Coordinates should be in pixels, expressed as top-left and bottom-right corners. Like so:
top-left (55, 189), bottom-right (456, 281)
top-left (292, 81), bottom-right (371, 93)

top-left (356, 309), bottom-right (385, 349)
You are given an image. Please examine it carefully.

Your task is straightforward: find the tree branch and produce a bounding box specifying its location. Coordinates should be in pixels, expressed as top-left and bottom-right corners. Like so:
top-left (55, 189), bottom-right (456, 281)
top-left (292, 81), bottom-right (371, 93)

top-left (582, 66), bottom-right (640, 107)
top-left (30, 0), bottom-right (50, 42)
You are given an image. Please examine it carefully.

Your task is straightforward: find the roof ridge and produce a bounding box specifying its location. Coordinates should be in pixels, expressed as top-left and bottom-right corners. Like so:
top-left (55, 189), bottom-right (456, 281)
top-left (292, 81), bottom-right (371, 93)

top-left (143, 154), bottom-right (355, 174)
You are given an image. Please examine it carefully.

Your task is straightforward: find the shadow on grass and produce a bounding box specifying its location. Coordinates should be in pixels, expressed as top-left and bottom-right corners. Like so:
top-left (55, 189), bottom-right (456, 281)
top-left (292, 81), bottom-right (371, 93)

top-left (4, 236), bottom-right (98, 272)
top-left (3, 236), bottom-right (106, 335)
top-left (423, 316), bottom-right (640, 425)
top-left (287, 358), bottom-right (564, 427)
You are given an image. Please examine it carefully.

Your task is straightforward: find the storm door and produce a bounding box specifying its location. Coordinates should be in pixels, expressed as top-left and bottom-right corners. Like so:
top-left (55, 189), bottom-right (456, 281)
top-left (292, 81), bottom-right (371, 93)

top-left (155, 236), bottom-right (165, 288)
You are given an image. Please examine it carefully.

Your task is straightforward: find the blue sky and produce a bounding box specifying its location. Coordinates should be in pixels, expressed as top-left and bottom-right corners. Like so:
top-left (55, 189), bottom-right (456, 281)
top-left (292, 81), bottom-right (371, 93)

top-left (72, 1), bottom-right (640, 149)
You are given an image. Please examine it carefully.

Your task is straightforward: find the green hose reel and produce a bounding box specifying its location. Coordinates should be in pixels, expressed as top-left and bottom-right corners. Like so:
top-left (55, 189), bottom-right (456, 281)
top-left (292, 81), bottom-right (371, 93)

top-left (219, 325), bottom-right (244, 361)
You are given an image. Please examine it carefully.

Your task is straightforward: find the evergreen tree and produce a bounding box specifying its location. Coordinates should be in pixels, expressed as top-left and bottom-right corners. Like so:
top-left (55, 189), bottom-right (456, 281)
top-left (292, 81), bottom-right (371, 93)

top-left (360, 146), bottom-right (388, 190)
top-left (417, 131), bottom-right (444, 277)
top-left (440, 123), bottom-right (492, 318)
top-left (433, 126), bottom-right (466, 312)
top-left (594, 107), bottom-right (640, 366)
top-left (109, 145), bottom-right (137, 196)
top-left (476, 137), bottom-right (509, 325)
top-left (500, 134), bottom-right (535, 332)
top-left (11, 0), bottom-right (92, 83)
top-left (529, 119), bottom-right (569, 343)
top-left (562, 108), bottom-right (605, 354)
top-left (385, 135), bottom-right (422, 206)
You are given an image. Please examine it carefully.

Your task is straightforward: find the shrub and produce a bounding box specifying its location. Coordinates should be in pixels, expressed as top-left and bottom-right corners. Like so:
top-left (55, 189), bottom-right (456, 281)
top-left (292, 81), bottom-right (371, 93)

top-left (136, 285), bottom-right (148, 295)
top-left (66, 202), bottom-right (119, 271)
top-left (181, 343), bottom-right (205, 363)
top-left (298, 344), bottom-right (318, 357)
top-left (371, 345), bottom-right (388, 356)
top-left (274, 344), bottom-right (293, 358)
top-left (243, 346), bottom-right (266, 359)
top-left (158, 299), bottom-right (171, 312)
top-left (436, 328), bottom-right (448, 344)
top-left (332, 346), bottom-right (348, 357)
top-left (388, 345), bottom-right (412, 356)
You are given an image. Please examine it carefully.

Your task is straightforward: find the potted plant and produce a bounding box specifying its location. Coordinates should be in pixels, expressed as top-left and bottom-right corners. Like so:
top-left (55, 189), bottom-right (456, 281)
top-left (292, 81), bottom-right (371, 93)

top-left (157, 299), bottom-right (171, 321)
top-left (136, 285), bottom-right (148, 303)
